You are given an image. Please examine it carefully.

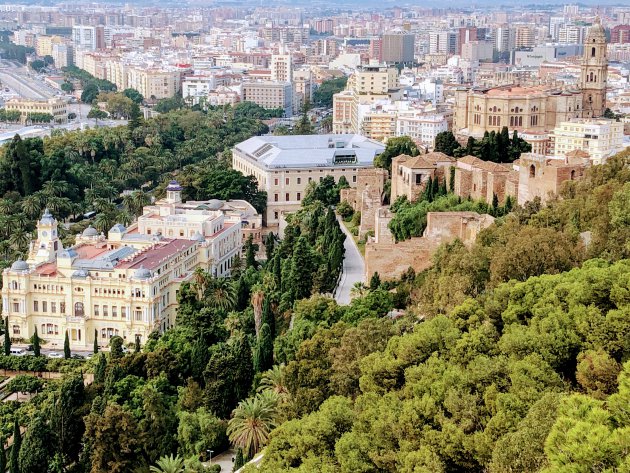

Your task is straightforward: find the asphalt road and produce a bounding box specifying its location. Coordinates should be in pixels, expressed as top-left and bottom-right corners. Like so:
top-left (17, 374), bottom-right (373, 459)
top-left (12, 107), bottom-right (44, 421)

top-left (334, 216), bottom-right (365, 305)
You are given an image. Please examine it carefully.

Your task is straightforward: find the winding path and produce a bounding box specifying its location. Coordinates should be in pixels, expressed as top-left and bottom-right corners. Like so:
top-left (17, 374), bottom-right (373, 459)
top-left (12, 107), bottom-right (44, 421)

top-left (334, 216), bottom-right (365, 305)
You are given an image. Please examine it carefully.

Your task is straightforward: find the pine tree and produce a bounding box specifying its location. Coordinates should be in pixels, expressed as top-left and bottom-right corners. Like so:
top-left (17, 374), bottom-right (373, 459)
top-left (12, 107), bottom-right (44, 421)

top-left (233, 447), bottom-right (244, 471)
top-left (4, 317), bottom-right (10, 356)
top-left (10, 418), bottom-right (21, 473)
top-left (93, 329), bottom-right (99, 354)
top-left (64, 331), bottom-right (71, 359)
top-left (32, 327), bottom-right (40, 357)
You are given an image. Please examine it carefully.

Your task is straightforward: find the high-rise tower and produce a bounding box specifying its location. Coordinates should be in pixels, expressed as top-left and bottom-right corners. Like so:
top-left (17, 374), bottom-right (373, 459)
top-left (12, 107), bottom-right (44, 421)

top-left (580, 16), bottom-right (607, 118)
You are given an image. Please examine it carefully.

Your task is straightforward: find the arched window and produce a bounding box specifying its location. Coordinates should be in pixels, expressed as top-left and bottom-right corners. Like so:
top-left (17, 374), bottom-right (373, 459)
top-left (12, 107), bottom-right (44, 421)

top-left (591, 47), bottom-right (596, 57)
top-left (529, 165), bottom-right (536, 178)
top-left (570, 170), bottom-right (576, 180)
top-left (74, 302), bottom-right (84, 317)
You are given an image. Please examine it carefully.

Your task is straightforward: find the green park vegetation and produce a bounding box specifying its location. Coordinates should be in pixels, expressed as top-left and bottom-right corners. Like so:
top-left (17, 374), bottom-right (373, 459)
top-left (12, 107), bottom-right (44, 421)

top-left (312, 76), bottom-right (348, 108)
top-left (0, 106), bottom-right (268, 266)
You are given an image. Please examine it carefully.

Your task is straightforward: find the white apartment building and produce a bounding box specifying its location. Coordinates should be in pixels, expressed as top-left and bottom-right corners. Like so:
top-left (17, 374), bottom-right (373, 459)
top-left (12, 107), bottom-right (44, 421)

top-left (270, 53), bottom-right (292, 83)
top-left (232, 134), bottom-right (385, 227)
top-left (550, 118), bottom-right (625, 165)
top-left (241, 81), bottom-right (293, 116)
top-left (182, 76), bottom-right (217, 105)
top-left (396, 113), bottom-right (449, 149)
top-left (72, 25), bottom-right (104, 51)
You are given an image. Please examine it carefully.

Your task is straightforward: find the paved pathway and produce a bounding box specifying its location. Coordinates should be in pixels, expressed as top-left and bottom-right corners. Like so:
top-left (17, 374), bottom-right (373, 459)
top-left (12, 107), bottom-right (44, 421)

top-left (334, 216), bottom-right (365, 305)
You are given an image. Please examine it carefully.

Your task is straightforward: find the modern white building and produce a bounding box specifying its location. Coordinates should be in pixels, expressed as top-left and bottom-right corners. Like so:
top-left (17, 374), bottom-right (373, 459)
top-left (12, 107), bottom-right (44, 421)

top-left (550, 118), bottom-right (625, 165)
top-left (233, 134), bottom-right (385, 226)
top-left (396, 113), bottom-right (449, 149)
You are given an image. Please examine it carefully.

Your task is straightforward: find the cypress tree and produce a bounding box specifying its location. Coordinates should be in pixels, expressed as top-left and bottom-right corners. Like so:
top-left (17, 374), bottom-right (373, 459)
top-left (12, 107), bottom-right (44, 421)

top-left (244, 235), bottom-right (258, 269)
top-left (369, 272), bottom-right (382, 290)
top-left (94, 353), bottom-right (107, 385)
top-left (134, 335), bottom-right (141, 353)
top-left (449, 167), bottom-right (456, 192)
top-left (264, 232), bottom-right (275, 261)
top-left (254, 323), bottom-right (273, 373)
top-left (492, 193), bottom-right (499, 216)
top-left (10, 418), bottom-right (21, 473)
top-left (64, 331), bottom-right (71, 359)
top-left (32, 327), bottom-right (40, 357)
top-left (4, 318), bottom-right (10, 356)
top-left (233, 447), bottom-right (244, 471)
top-left (0, 436), bottom-right (6, 473)
top-left (431, 175), bottom-right (439, 198)
top-left (93, 329), bottom-right (99, 354)
top-left (261, 297), bottom-right (275, 338)
top-left (423, 176), bottom-right (433, 202)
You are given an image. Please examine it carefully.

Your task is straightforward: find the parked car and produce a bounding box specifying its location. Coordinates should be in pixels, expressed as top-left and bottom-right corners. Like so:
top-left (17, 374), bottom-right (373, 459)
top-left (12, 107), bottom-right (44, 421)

top-left (71, 354), bottom-right (84, 360)
top-left (47, 352), bottom-right (63, 359)
top-left (85, 353), bottom-right (94, 360)
top-left (9, 348), bottom-right (26, 356)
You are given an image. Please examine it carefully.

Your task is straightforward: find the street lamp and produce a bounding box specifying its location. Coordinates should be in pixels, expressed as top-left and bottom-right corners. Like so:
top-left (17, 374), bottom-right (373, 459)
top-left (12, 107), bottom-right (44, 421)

top-left (206, 450), bottom-right (214, 464)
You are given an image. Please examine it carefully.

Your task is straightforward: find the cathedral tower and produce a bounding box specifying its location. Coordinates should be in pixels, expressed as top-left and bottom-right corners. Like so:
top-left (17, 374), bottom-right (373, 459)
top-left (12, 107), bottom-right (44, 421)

top-left (580, 16), bottom-right (607, 118)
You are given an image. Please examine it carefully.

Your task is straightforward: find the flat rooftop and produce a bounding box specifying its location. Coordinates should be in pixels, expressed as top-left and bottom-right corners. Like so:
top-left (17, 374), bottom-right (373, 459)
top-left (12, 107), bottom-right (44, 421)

top-left (234, 134), bottom-right (385, 170)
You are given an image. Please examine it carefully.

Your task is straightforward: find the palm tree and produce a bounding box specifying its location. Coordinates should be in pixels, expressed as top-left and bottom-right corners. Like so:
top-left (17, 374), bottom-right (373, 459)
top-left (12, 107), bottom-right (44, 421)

top-left (192, 267), bottom-right (209, 300)
top-left (149, 454), bottom-right (184, 473)
top-left (9, 230), bottom-right (31, 253)
top-left (258, 365), bottom-right (289, 400)
top-left (42, 180), bottom-right (70, 197)
top-left (21, 195), bottom-right (43, 219)
top-left (251, 289), bottom-right (264, 337)
top-left (0, 199), bottom-right (14, 215)
top-left (206, 278), bottom-right (236, 312)
top-left (132, 190), bottom-right (150, 214)
top-left (227, 394), bottom-right (278, 458)
top-left (350, 281), bottom-right (368, 298)
top-left (94, 212), bottom-right (116, 234)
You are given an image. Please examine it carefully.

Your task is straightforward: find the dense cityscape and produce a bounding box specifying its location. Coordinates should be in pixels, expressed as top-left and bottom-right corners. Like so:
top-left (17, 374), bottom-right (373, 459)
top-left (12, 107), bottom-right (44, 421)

top-left (0, 1), bottom-right (626, 472)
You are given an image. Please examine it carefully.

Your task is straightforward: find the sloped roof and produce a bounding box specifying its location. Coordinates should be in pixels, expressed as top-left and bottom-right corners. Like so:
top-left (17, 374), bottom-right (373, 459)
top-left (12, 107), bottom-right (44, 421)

top-left (457, 155), bottom-right (511, 173)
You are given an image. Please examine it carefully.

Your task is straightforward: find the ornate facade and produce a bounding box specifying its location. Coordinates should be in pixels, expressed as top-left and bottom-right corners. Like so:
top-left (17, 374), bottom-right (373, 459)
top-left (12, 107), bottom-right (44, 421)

top-left (454, 18), bottom-right (608, 138)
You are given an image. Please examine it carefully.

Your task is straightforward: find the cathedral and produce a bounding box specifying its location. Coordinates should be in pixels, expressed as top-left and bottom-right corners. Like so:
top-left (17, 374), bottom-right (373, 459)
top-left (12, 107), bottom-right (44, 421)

top-left (454, 17), bottom-right (608, 138)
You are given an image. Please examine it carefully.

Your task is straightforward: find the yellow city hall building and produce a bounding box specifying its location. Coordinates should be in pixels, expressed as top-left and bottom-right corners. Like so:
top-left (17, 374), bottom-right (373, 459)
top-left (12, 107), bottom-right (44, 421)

top-left (2, 182), bottom-right (245, 349)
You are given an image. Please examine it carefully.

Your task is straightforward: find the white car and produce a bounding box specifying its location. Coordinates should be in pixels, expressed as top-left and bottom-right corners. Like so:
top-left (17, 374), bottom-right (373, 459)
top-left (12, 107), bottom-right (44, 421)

top-left (47, 352), bottom-right (63, 359)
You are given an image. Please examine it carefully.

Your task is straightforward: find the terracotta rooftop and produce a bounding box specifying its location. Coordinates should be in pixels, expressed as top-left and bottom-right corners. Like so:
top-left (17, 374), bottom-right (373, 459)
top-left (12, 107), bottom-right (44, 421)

top-left (116, 239), bottom-right (197, 271)
top-left (457, 155), bottom-right (512, 173)
top-left (565, 149), bottom-right (590, 158)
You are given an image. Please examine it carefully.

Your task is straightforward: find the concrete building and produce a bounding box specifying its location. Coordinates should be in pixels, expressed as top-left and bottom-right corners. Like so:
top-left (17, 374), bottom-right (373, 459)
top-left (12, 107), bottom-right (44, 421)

top-left (550, 118), bottom-right (625, 164)
top-left (270, 53), bottom-right (292, 83)
top-left (5, 98), bottom-right (67, 124)
top-left (1, 183), bottom-right (247, 349)
top-left (51, 43), bottom-right (73, 68)
top-left (232, 134), bottom-right (385, 226)
top-left (72, 25), bottom-right (105, 51)
top-left (241, 81), bottom-right (293, 117)
top-left (381, 33), bottom-right (415, 63)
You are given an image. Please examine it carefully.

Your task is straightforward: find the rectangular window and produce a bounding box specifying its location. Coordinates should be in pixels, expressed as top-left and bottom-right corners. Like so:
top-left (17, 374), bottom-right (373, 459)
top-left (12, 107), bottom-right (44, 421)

top-left (94, 305), bottom-right (99, 316)
top-left (112, 306), bottom-right (118, 318)
top-left (60, 302), bottom-right (66, 314)
top-left (103, 305), bottom-right (108, 317)
top-left (415, 174), bottom-right (422, 185)
top-left (297, 192), bottom-right (301, 201)
top-left (285, 177), bottom-right (290, 185)
top-left (33, 301), bottom-right (38, 312)
top-left (297, 177), bottom-right (301, 184)
top-left (285, 193), bottom-right (290, 201)
top-left (51, 302), bottom-right (56, 313)
top-left (353, 175), bottom-right (357, 183)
